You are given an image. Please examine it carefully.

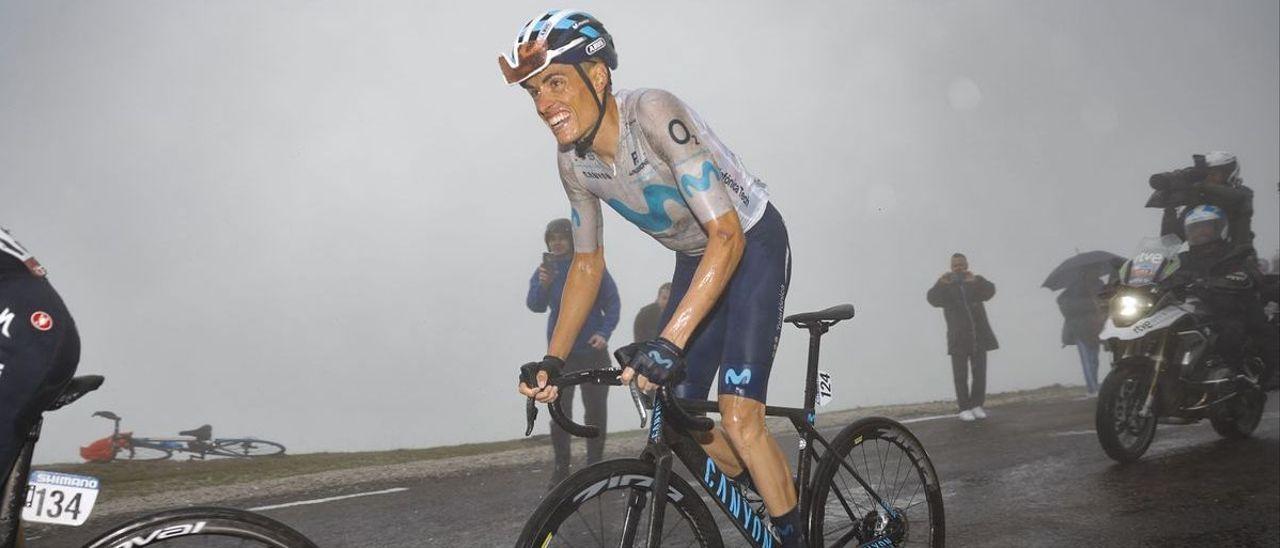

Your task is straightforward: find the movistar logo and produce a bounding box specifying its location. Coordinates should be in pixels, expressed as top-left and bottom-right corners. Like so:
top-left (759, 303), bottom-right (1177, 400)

top-left (648, 350), bottom-right (673, 369)
top-left (606, 185), bottom-right (682, 233)
top-left (724, 368), bottom-right (751, 386)
top-left (678, 160), bottom-right (720, 195)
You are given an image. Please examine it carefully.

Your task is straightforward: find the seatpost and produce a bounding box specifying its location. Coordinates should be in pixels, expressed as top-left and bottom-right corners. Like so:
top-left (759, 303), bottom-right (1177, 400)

top-left (801, 322), bottom-right (829, 415)
top-left (0, 419), bottom-right (41, 547)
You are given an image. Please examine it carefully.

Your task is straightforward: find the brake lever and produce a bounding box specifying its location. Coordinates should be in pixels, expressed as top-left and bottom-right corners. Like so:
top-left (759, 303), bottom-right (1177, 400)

top-left (629, 381), bottom-right (649, 429)
top-left (524, 398), bottom-right (538, 437)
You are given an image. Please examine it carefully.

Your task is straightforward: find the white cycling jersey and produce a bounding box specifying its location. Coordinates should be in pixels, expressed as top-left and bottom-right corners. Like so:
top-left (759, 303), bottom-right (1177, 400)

top-left (558, 88), bottom-right (770, 255)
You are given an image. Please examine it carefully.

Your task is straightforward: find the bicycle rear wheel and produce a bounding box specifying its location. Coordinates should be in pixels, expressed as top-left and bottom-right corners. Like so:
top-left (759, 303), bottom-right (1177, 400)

top-left (809, 417), bottom-right (945, 547)
top-left (210, 439), bottom-right (287, 457)
top-left (516, 458), bottom-right (723, 547)
top-left (84, 506), bottom-right (317, 547)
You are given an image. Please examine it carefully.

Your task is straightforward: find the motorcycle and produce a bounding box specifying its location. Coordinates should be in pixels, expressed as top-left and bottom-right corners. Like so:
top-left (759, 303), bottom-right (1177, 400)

top-left (1095, 235), bottom-right (1268, 463)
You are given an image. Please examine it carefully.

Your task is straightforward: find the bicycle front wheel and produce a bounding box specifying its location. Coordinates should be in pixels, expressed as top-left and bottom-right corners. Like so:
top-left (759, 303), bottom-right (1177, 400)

top-left (809, 417), bottom-right (945, 547)
top-left (84, 506), bottom-right (317, 547)
top-left (516, 458), bottom-right (723, 548)
top-left (210, 439), bottom-right (287, 457)
top-left (120, 444), bottom-right (174, 461)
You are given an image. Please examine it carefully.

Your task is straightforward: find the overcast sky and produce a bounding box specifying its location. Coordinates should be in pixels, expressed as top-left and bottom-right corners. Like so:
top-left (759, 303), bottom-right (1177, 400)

top-left (2, 1), bottom-right (1276, 463)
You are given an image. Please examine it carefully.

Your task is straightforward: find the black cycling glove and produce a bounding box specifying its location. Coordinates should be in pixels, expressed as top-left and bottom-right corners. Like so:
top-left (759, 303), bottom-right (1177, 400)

top-left (620, 338), bottom-right (685, 386)
top-left (519, 355), bottom-right (565, 391)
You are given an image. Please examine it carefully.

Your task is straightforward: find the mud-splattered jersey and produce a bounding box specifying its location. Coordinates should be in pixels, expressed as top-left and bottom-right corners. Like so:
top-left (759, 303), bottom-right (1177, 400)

top-left (558, 88), bottom-right (770, 256)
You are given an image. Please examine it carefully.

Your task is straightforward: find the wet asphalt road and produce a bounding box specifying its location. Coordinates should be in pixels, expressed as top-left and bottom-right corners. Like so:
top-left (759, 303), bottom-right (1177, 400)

top-left (33, 394), bottom-right (1279, 547)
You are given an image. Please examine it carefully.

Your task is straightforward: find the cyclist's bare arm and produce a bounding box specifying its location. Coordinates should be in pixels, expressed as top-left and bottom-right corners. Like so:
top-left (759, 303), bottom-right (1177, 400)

top-left (661, 211), bottom-right (744, 348)
top-left (518, 165), bottom-right (606, 402)
top-left (548, 162), bottom-right (609, 360)
top-left (547, 248), bottom-right (606, 359)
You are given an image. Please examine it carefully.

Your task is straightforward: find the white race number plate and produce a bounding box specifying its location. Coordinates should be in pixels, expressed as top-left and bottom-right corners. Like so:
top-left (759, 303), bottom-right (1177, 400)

top-left (23, 470), bottom-right (100, 526)
top-left (816, 370), bottom-right (834, 406)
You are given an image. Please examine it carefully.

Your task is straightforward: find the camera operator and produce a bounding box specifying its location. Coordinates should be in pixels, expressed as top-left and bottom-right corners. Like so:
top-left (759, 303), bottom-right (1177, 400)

top-left (1150, 151), bottom-right (1255, 252)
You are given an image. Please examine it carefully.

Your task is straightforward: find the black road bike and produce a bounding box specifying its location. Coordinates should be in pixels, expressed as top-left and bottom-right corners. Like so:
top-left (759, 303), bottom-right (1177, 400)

top-left (1, 376), bottom-right (317, 548)
top-left (516, 305), bottom-right (945, 548)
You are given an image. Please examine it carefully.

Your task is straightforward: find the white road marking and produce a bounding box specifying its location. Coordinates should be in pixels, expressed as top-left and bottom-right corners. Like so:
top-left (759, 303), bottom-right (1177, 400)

top-left (900, 414), bottom-right (956, 424)
top-left (249, 487), bottom-right (408, 511)
top-left (1050, 429), bottom-right (1097, 437)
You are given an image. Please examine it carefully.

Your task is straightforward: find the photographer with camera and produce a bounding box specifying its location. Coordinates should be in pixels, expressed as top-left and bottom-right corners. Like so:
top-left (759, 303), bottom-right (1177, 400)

top-left (927, 253), bottom-right (999, 421)
top-left (1149, 151), bottom-right (1255, 252)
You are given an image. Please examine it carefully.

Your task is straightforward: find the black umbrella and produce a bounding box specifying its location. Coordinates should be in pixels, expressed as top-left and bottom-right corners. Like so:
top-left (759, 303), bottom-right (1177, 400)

top-left (1043, 251), bottom-right (1126, 290)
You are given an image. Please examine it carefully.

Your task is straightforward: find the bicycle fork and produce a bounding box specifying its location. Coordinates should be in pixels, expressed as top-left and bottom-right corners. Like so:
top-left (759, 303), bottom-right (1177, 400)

top-left (622, 397), bottom-right (673, 548)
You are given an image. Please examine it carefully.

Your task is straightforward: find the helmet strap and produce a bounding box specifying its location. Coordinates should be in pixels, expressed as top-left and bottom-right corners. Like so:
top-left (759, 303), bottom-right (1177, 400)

top-left (572, 63), bottom-right (608, 158)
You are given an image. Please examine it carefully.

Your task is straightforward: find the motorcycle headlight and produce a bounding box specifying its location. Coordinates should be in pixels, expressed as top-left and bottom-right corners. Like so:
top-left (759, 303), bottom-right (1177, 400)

top-left (1111, 293), bottom-right (1153, 326)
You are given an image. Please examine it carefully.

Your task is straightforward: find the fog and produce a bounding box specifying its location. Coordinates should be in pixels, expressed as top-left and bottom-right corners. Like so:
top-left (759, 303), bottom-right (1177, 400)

top-left (1, 0), bottom-right (1276, 463)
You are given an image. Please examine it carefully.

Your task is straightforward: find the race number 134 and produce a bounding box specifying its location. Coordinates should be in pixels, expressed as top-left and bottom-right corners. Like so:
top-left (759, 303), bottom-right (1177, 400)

top-left (23, 471), bottom-right (100, 526)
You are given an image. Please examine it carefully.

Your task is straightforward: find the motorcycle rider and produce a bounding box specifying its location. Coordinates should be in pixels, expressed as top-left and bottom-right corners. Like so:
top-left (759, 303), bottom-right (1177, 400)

top-left (1168, 206), bottom-right (1278, 388)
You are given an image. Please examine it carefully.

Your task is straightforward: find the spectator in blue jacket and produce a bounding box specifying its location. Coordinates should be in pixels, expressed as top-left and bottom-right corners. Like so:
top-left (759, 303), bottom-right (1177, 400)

top-left (527, 218), bottom-right (620, 487)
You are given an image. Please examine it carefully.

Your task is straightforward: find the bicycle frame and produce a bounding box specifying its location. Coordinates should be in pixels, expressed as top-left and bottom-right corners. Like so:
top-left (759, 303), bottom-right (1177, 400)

top-left (1, 418), bottom-right (44, 547)
top-left (93, 413), bottom-right (216, 461)
top-left (617, 319), bottom-right (899, 548)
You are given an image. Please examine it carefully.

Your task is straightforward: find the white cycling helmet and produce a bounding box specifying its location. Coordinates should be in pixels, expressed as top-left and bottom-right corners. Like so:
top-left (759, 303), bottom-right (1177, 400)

top-left (1203, 150), bottom-right (1242, 186)
top-left (1183, 205), bottom-right (1228, 246)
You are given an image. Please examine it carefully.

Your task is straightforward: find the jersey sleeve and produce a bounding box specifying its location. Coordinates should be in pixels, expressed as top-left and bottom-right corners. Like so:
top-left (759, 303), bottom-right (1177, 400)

top-left (558, 156), bottom-right (603, 253)
top-left (633, 89), bottom-right (737, 227)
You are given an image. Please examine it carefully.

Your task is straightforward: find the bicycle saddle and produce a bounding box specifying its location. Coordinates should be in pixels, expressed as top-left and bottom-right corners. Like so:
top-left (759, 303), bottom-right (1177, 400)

top-left (47, 375), bottom-right (105, 411)
top-left (180, 424), bottom-right (213, 440)
top-left (784, 303), bottom-right (855, 325)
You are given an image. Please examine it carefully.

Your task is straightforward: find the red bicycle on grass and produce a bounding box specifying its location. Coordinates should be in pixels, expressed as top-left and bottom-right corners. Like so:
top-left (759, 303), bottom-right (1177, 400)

top-left (80, 411), bottom-right (287, 462)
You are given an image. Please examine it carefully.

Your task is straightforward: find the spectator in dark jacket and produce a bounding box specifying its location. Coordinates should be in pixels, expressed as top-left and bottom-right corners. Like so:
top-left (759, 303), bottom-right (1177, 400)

top-left (927, 253), bottom-right (998, 421)
top-left (527, 218), bottom-right (621, 486)
top-left (1056, 270), bottom-right (1107, 397)
top-left (632, 283), bottom-right (671, 343)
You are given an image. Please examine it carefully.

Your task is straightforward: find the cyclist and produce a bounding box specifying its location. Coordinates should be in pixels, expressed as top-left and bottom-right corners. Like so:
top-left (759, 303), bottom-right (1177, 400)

top-left (502, 10), bottom-right (803, 546)
top-left (0, 227), bottom-right (80, 483)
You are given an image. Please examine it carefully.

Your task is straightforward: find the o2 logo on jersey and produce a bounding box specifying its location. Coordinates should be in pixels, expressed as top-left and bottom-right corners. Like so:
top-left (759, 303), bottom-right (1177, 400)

top-left (30, 311), bottom-right (53, 332)
top-left (667, 119), bottom-right (699, 145)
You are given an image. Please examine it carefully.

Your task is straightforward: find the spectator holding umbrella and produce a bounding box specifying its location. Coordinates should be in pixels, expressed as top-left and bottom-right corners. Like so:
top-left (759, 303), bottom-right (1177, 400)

top-left (1043, 251), bottom-right (1124, 397)
top-left (1056, 269), bottom-right (1108, 397)
top-left (927, 253), bottom-right (999, 422)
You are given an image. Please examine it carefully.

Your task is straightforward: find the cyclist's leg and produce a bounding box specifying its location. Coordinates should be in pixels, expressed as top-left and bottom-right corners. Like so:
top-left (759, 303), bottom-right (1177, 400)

top-left (0, 277), bottom-right (79, 478)
top-left (713, 203), bottom-right (795, 516)
top-left (661, 254), bottom-right (747, 476)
